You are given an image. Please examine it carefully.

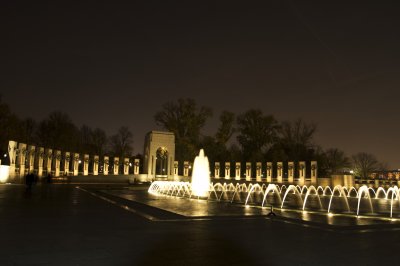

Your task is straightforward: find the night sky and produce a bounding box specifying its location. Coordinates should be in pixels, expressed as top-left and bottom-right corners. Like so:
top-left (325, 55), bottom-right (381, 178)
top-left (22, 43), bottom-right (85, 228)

top-left (1, 1), bottom-right (399, 168)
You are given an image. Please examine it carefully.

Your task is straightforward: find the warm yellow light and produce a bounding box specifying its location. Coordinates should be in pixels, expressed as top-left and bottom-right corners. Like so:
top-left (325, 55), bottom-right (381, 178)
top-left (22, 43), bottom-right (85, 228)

top-left (0, 166), bottom-right (9, 183)
top-left (191, 149), bottom-right (210, 198)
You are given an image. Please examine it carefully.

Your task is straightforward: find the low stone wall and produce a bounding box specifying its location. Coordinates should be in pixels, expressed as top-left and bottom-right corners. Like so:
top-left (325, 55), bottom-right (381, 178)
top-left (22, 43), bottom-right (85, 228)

top-left (54, 174), bottom-right (132, 184)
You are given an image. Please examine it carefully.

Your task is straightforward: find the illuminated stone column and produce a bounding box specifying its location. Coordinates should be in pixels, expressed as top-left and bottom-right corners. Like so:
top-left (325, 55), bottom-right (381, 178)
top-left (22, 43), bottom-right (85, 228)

top-left (266, 162), bottom-right (272, 183)
top-left (8, 141), bottom-right (18, 179)
top-left (172, 161), bottom-right (178, 180)
top-left (103, 156), bottom-right (109, 175)
top-left (256, 162), bottom-right (262, 182)
top-left (277, 162), bottom-right (283, 183)
top-left (64, 152), bottom-right (70, 175)
top-left (214, 162), bottom-right (220, 178)
top-left (245, 162), bottom-right (251, 181)
top-left (54, 150), bottom-right (61, 177)
top-left (298, 161), bottom-right (306, 186)
top-left (311, 161), bottom-right (317, 185)
top-left (123, 158), bottom-right (129, 175)
top-left (73, 153), bottom-right (79, 176)
top-left (37, 147), bottom-right (45, 177)
top-left (224, 162), bottom-right (230, 179)
top-left (134, 159), bottom-right (140, 175)
top-left (83, 154), bottom-right (89, 175)
top-left (17, 143), bottom-right (27, 176)
top-left (235, 162), bottom-right (241, 180)
top-left (288, 162), bottom-right (294, 183)
top-left (93, 155), bottom-right (99, 175)
top-left (375, 178), bottom-right (380, 188)
top-left (45, 149), bottom-right (53, 175)
top-left (183, 161), bottom-right (189, 177)
top-left (113, 157), bottom-right (119, 175)
top-left (27, 145), bottom-right (36, 173)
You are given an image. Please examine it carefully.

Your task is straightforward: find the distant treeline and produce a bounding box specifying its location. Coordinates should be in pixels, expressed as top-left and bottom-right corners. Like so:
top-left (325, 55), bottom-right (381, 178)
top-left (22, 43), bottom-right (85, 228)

top-left (0, 95), bottom-right (134, 162)
top-left (0, 96), bottom-right (387, 178)
top-left (153, 98), bottom-right (388, 178)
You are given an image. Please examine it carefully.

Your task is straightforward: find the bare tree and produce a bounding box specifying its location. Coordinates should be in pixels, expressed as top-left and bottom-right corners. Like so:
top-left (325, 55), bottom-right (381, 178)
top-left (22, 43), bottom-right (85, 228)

top-left (352, 152), bottom-right (383, 178)
top-left (109, 126), bottom-right (133, 159)
top-left (91, 128), bottom-right (108, 156)
top-left (36, 111), bottom-right (79, 150)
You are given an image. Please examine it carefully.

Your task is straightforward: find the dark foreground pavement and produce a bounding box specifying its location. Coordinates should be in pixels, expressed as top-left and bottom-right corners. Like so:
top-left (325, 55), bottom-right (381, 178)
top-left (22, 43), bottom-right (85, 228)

top-left (0, 184), bottom-right (399, 266)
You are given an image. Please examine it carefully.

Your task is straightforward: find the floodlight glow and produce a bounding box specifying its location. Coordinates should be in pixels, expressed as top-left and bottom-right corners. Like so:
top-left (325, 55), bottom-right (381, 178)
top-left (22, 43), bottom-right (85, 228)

top-left (0, 166), bottom-right (9, 183)
top-left (191, 149), bottom-right (210, 198)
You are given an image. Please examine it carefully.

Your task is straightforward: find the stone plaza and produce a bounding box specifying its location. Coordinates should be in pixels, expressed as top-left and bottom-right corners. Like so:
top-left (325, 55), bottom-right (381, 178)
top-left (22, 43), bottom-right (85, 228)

top-left (2, 131), bottom-right (400, 265)
top-left (1, 183), bottom-right (400, 265)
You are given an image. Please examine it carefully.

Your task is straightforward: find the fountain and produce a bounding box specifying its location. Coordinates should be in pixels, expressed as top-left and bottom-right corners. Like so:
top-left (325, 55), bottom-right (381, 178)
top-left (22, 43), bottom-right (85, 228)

top-left (149, 179), bottom-right (400, 219)
top-left (190, 149), bottom-right (210, 198)
top-left (147, 150), bottom-right (400, 219)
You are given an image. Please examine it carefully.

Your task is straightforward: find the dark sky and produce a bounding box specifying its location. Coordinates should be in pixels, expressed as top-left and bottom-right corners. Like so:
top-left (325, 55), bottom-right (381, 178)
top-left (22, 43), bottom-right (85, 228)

top-left (1, 1), bottom-right (400, 168)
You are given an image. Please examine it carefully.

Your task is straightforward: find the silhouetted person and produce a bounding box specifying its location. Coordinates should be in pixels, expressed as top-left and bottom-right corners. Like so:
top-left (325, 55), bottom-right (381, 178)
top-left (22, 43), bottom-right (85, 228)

top-left (25, 172), bottom-right (34, 191)
top-left (46, 173), bottom-right (52, 183)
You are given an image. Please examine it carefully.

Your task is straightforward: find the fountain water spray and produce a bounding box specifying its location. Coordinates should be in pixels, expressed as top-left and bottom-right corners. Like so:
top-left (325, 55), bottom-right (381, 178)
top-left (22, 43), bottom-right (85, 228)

top-left (149, 179), bottom-right (400, 219)
top-left (191, 149), bottom-right (210, 198)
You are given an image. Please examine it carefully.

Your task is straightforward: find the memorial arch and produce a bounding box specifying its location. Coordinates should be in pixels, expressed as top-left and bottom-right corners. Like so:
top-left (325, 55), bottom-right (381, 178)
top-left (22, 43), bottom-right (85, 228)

top-left (143, 131), bottom-right (175, 181)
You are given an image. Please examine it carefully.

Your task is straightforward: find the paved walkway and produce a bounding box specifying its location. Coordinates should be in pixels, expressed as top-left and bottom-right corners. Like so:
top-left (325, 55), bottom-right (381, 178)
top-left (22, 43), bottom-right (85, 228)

top-left (1, 184), bottom-right (400, 265)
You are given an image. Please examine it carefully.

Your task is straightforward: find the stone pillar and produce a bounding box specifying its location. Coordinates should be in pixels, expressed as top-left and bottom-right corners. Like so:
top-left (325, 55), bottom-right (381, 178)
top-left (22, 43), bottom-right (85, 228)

top-left (214, 162), bottom-right (220, 179)
top-left (235, 162), bottom-right (241, 180)
top-left (172, 161), bottom-right (178, 178)
top-left (83, 154), bottom-right (89, 176)
top-left (27, 145), bottom-right (36, 173)
top-left (113, 157), bottom-right (119, 175)
top-left (54, 150), bottom-right (61, 177)
top-left (93, 155), bottom-right (99, 175)
top-left (64, 152), bottom-right (70, 176)
top-left (288, 162), bottom-right (294, 184)
top-left (298, 161), bottom-right (306, 186)
top-left (17, 143), bottom-right (27, 177)
top-left (134, 159), bottom-right (140, 175)
top-left (37, 147), bottom-right (45, 177)
top-left (256, 162), bottom-right (262, 182)
top-left (277, 162), bottom-right (283, 183)
top-left (245, 162), bottom-right (251, 181)
top-left (224, 162), bottom-right (230, 179)
top-left (183, 161), bottom-right (189, 177)
top-left (8, 141), bottom-right (18, 179)
top-left (73, 153), bottom-right (79, 176)
top-left (123, 158), bottom-right (129, 175)
top-left (266, 162), bottom-right (272, 183)
top-left (375, 179), bottom-right (380, 188)
top-left (45, 149), bottom-right (53, 175)
top-left (311, 161), bottom-right (317, 185)
top-left (103, 156), bottom-right (109, 175)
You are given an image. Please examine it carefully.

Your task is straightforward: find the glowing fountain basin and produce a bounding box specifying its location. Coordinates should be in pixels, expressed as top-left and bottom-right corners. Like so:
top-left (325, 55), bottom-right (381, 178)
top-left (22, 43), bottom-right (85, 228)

top-left (191, 149), bottom-right (210, 198)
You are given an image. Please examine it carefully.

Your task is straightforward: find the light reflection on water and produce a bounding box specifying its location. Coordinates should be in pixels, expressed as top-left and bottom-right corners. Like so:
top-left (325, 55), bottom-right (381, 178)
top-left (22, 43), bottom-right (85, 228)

top-left (106, 187), bottom-right (400, 226)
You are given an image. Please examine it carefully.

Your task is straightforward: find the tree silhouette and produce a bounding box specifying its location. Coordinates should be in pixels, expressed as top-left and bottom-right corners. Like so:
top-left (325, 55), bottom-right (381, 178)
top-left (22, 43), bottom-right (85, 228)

top-left (236, 109), bottom-right (278, 162)
top-left (109, 126), bottom-right (133, 159)
top-left (352, 152), bottom-right (383, 178)
top-left (154, 98), bottom-right (212, 161)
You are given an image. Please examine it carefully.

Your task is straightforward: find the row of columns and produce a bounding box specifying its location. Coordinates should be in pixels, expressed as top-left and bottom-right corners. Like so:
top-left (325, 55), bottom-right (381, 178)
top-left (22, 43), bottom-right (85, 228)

top-left (173, 160), bottom-right (317, 185)
top-left (7, 141), bottom-right (140, 179)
